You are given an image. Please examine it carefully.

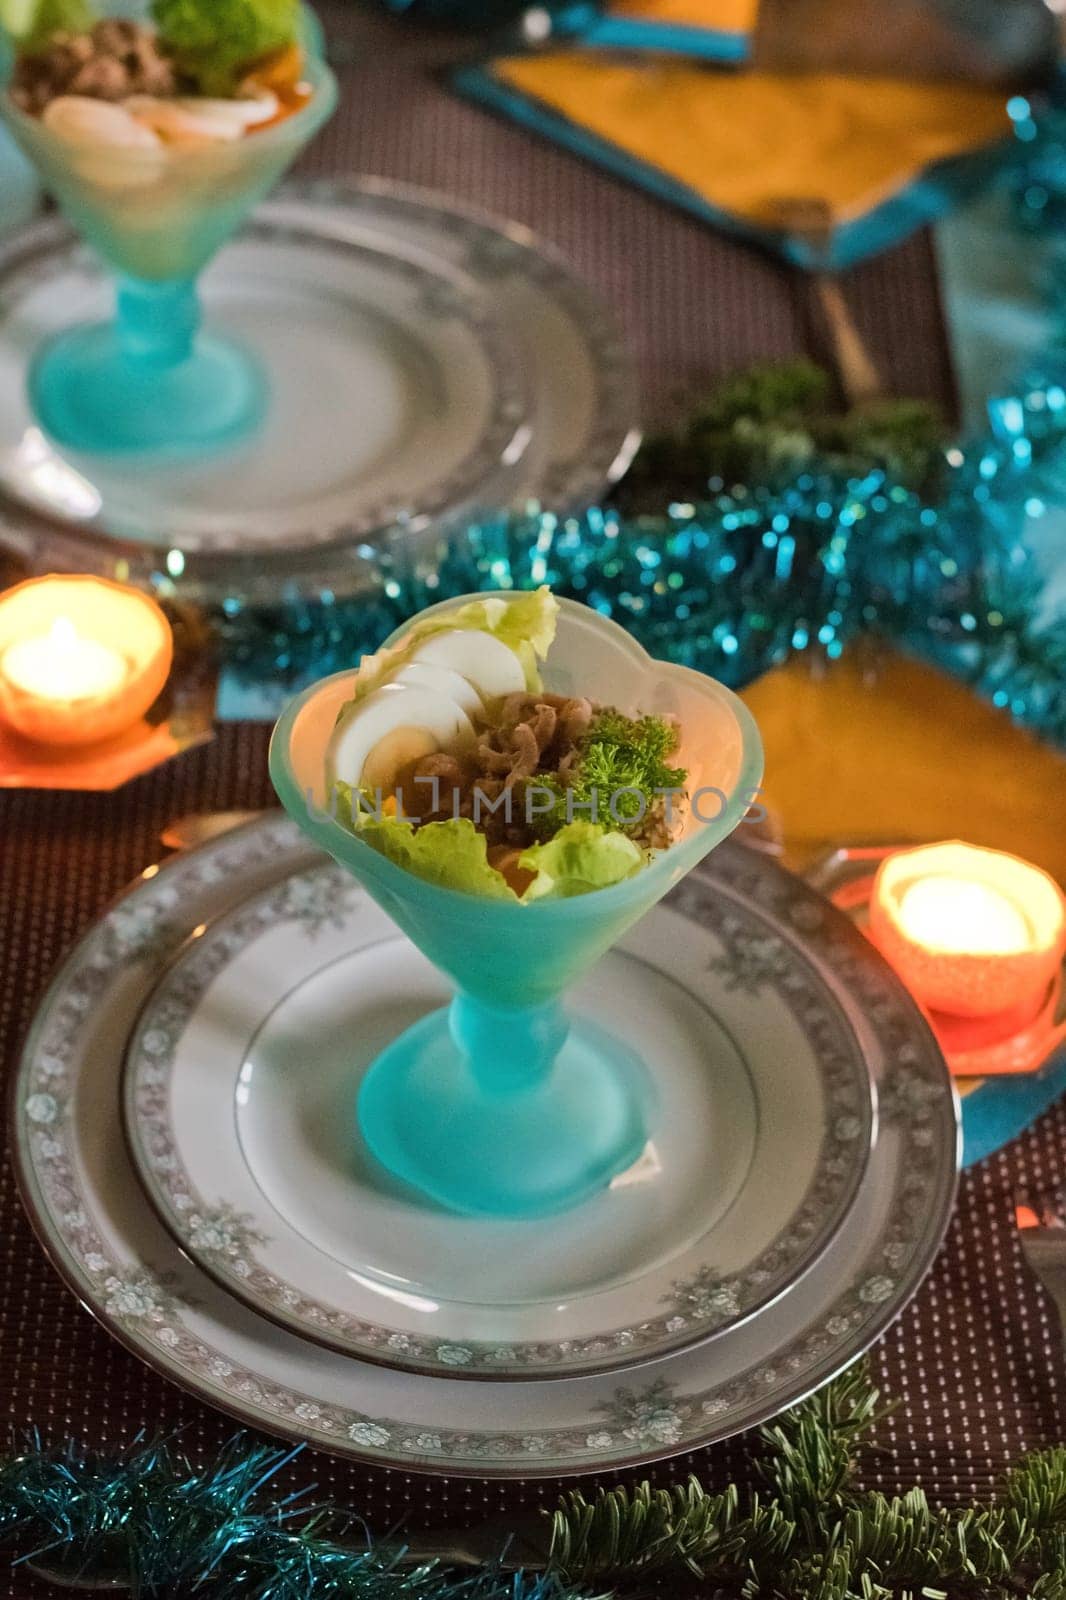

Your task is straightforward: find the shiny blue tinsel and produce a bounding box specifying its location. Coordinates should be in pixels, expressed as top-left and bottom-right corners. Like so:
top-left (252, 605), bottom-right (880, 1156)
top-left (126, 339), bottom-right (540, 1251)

top-left (219, 371), bottom-right (1066, 750)
top-left (0, 1436), bottom-right (594, 1599)
top-left (214, 89), bottom-right (1066, 749)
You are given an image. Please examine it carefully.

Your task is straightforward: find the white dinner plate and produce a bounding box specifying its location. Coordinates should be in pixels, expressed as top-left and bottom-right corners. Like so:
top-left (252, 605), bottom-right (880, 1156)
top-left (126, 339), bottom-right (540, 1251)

top-left (12, 815), bottom-right (959, 1478)
top-left (122, 853), bottom-right (874, 1379)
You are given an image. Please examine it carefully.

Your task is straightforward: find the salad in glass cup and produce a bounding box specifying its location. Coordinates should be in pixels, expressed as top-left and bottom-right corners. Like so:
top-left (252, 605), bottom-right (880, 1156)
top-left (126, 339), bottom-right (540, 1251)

top-left (272, 589), bottom-right (763, 1219)
top-left (0, 0), bottom-right (337, 454)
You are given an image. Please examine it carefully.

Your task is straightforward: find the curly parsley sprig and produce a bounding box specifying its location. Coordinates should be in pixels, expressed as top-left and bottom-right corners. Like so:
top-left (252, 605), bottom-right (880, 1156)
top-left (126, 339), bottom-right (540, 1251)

top-left (536, 709), bottom-right (687, 837)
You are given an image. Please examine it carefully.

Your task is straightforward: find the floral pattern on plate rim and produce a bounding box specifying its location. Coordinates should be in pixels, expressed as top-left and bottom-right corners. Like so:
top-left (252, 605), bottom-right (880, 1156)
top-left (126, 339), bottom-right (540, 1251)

top-left (16, 816), bottom-right (957, 1471)
top-left (124, 857), bottom-right (873, 1376)
top-left (291, 177), bottom-right (640, 506)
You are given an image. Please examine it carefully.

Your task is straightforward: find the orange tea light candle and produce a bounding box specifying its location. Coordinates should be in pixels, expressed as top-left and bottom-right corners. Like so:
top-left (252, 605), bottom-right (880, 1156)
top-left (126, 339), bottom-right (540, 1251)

top-left (0, 575), bottom-right (172, 747)
top-left (870, 841), bottom-right (1066, 1021)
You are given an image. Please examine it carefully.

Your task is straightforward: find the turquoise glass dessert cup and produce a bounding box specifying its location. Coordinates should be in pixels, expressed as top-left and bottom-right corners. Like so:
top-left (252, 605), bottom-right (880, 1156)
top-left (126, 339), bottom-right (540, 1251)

top-left (0, 6), bottom-right (337, 457)
top-left (270, 595), bottom-right (764, 1219)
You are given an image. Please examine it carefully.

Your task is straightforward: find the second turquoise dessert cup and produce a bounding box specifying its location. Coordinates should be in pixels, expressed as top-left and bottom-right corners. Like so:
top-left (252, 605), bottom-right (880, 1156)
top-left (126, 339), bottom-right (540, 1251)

top-left (270, 595), bottom-right (764, 1219)
top-left (0, 5), bottom-right (337, 457)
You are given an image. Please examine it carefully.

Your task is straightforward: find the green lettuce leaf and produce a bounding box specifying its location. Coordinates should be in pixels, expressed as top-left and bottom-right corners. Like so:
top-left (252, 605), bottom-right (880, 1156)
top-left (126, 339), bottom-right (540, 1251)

top-left (335, 785), bottom-right (518, 901)
top-left (152, 0), bottom-right (299, 94)
top-left (519, 821), bottom-right (644, 901)
top-left (350, 586), bottom-right (559, 706)
top-left (335, 791), bottom-right (641, 903)
top-left (2, 0), bottom-right (94, 50)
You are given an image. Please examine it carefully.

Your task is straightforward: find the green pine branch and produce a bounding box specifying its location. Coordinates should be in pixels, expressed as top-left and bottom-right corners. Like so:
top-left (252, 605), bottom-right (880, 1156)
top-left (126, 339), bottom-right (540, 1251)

top-left (756, 1359), bottom-right (893, 1521)
top-left (545, 1363), bottom-right (1066, 1598)
top-left (615, 359), bottom-right (946, 512)
top-left (548, 1479), bottom-right (795, 1585)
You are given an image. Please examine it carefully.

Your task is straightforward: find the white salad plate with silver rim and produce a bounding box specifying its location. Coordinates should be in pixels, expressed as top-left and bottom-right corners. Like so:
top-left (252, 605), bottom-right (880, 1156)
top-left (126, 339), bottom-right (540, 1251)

top-left (0, 205), bottom-right (530, 562)
top-left (0, 180), bottom-right (640, 607)
top-left (279, 177), bottom-right (642, 512)
top-left (12, 813), bottom-right (959, 1478)
top-left (120, 839), bottom-right (875, 1380)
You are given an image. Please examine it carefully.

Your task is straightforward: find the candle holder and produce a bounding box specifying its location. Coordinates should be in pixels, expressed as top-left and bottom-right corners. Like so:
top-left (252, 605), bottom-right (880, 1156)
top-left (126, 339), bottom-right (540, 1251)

top-left (809, 843), bottom-right (1066, 1077)
top-left (870, 842), bottom-right (1066, 1019)
top-left (270, 595), bottom-right (763, 1219)
top-left (0, 574), bottom-right (171, 744)
top-left (0, 6), bottom-right (337, 458)
top-left (0, 574), bottom-right (214, 789)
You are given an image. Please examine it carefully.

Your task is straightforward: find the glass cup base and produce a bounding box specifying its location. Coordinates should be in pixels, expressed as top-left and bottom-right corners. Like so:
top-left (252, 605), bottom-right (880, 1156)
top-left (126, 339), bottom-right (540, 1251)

top-left (29, 320), bottom-right (267, 458)
top-left (357, 1005), bottom-right (655, 1219)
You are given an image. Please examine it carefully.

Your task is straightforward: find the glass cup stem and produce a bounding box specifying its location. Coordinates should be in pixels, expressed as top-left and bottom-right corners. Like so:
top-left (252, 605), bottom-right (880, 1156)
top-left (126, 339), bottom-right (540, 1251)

top-left (115, 276), bottom-right (200, 369)
top-left (356, 988), bottom-right (653, 1217)
top-left (28, 268), bottom-right (267, 457)
top-left (448, 992), bottom-right (570, 1093)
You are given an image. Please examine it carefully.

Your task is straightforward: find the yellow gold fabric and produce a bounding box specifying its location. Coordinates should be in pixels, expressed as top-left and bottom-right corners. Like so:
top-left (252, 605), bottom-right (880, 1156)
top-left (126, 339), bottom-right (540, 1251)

top-left (740, 650), bottom-right (1066, 887)
top-left (492, 53), bottom-right (1008, 224)
top-left (609, 0), bottom-right (758, 30)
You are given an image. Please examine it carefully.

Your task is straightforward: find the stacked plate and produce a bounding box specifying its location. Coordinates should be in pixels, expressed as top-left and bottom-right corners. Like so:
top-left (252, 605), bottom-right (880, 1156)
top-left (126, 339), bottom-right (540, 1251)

top-left (12, 814), bottom-right (960, 1476)
top-left (0, 180), bottom-right (640, 607)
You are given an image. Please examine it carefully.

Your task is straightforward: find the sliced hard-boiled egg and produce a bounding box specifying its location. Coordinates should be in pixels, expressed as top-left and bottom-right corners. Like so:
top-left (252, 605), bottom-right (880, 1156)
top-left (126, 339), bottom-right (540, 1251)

top-left (124, 94), bottom-right (279, 149)
top-left (327, 683), bottom-right (473, 795)
top-left (179, 94), bottom-right (281, 128)
top-left (406, 629), bottom-right (526, 702)
top-left (43, 96), bottom-right (163, 150)
top-left (390, 661), bottom-right (485, 717)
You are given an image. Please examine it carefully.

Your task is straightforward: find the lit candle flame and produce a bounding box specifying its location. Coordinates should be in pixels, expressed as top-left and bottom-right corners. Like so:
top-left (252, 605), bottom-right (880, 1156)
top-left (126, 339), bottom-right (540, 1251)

top-left (0, 615), bottom-right (128, 703)
top-left (896, 876), bottom-right (1031, 957)
top-left (51, 617), bottom-right (78, 651)
top-left (0, 575), bottom-right (174, 749)
top-left (871, 842), bottom-right (1066, 1027)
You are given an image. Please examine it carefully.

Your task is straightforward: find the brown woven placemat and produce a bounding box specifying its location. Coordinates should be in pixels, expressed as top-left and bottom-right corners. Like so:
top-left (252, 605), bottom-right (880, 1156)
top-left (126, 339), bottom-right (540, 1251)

top-left (0, 725), bottom-right (1063, 1600)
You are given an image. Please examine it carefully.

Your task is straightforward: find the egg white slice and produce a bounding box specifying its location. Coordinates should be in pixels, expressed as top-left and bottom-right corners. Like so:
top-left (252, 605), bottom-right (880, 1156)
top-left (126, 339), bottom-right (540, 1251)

top-left (43, 96), bottom-right (164, 149)
top-left (176, 94), bottom-right (280, 128)
top-left (390, 662), bottom-right (485, 717)
top-left (327, 683), bottom-right (474, 794)
top-left (406, 629), bottom-right (526, 702)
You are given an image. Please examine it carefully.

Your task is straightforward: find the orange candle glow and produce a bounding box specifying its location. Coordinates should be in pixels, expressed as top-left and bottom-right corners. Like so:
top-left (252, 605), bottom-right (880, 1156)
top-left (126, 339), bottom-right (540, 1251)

top-left (2, 617), bottom-right (129, 703)
top-left (0, 576), bottom-right (173, 747)
top-left (896, 876), bottom-right (1030, 956)
top-left (870, 841), bottom-right (1066, 1021)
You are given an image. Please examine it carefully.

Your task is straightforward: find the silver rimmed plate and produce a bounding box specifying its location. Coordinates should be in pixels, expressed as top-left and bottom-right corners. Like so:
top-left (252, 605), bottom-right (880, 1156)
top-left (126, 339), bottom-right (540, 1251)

top-left (122, 855), bottom-right (874, 1380)
top-left (0, 181), bottom-right (639, 604)
top-left (279, 177), bottom-right (641, 510)
top-left (0, 208), bottom-right (529, 558)
top-left (12, 815), bottom-right (959, 1477)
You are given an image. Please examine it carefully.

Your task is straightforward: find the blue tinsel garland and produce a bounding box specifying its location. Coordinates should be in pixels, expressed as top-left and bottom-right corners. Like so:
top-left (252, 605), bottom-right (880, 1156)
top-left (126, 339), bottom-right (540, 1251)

top-left (0, 1436), bottom-right (585, 1600)
top-left (1008, 88), bottom-right (1066, 232)
top-left (220, 366), bottom-right (1066, 749)
top-left (211, 84), bottom-right (1066, 750)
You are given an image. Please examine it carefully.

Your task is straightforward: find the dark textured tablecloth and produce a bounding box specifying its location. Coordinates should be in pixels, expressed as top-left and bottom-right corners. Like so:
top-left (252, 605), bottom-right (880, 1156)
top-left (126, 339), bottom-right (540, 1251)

top-left (1, 731), bottom-right (1063, 1597)
top-left (1, 8), bottom-right (1062, 1595)
top-left (304, 2), bottom-right (959, 429)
